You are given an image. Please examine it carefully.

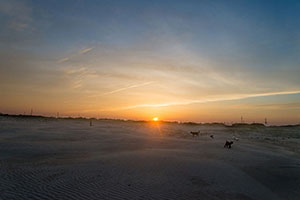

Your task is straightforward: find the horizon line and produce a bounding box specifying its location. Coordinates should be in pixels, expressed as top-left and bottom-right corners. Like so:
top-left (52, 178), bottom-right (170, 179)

top-left (0, 113), bottom-right (299, 127)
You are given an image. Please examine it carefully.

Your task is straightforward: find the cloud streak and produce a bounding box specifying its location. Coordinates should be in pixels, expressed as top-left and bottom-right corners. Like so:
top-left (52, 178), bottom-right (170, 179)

top-left (57, 57), bottom-right (69, 63)
top-left (122, 90), bottom-right (300, 110)
top-left (0, 0), bottom-right (32, 31)
top-left (79, 47), bottom-right (93, 54)
top-left (89, 81), bottom-right (154, 97)
top-left (57, 47), bottom-right (93, 63)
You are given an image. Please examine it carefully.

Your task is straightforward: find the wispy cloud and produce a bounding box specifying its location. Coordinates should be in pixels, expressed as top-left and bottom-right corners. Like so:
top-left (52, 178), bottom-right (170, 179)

top-left (122, 90), bottom-right (300, 110)
top-left (64, 67), bottom-right (87, 75)
top-left (57, 57), bottom-right (69, 63)
top-left (0, 0), bottom-right (32, 31)
top-left (248, 102), bottom-right (300, 109)
top-left (79, 47), bottom-right (93, 54)
top-left (57, 47), bottom-right (93, 63)
top-left (88, 81), bottom-right (154, 97)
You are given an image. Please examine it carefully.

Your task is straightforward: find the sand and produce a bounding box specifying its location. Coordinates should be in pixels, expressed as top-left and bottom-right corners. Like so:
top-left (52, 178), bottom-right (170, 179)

top-left (0, 116), bottom-right (300, 200)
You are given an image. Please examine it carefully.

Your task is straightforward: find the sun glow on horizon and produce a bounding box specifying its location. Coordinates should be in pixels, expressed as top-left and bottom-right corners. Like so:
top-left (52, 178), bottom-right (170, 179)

top-left (152, 117), bottom-right (159, 121)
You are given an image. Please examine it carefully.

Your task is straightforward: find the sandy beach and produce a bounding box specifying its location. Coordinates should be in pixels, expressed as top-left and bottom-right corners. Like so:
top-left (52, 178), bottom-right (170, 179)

top-left (0, 116), bottom-right (299, 200)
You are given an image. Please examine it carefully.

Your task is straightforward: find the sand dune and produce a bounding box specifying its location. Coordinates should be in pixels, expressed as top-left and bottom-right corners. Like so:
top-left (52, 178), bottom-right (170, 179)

top-left (0, 117), bottom-right (299, 200)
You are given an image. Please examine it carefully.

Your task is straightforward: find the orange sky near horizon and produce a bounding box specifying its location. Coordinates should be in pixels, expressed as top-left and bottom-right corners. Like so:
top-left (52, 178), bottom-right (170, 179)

top-left (1, 91), bottom-right (300, 125)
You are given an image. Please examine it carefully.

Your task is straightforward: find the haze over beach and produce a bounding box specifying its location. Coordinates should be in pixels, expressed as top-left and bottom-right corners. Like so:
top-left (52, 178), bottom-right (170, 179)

top-left (0, 0), bottom-right (300, 124)
top-left (1, 1), bottom-right (300, 200)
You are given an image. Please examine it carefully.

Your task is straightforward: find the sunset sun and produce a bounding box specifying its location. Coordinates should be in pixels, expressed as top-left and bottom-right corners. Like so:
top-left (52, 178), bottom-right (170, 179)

top-left (152, 117), bottom-right (159, 121)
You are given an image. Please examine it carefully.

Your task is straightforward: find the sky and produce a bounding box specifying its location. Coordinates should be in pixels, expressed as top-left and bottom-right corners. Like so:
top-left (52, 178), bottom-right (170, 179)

top-left (0, 0), bottom-right (300, 124)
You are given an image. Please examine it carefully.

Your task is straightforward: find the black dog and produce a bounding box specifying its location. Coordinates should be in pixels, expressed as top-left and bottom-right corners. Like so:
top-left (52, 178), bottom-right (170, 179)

top-left (224, 141), bottom-right (233, 148)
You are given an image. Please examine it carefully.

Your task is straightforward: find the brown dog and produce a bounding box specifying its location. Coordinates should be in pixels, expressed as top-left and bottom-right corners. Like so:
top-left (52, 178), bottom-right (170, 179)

top-left (190, 131), bottom-right (200, 137)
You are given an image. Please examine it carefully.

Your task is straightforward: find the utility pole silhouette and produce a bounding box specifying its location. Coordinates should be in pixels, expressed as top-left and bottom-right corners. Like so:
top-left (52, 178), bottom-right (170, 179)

top-left (265, 118), bottom-right (268, 125)
top-left (241, 116), bottom-right (244, 123)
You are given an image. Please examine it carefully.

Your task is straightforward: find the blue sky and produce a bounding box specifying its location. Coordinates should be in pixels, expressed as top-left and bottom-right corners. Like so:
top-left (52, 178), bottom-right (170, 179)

top-left (0, 0), bottom-right (299, 124)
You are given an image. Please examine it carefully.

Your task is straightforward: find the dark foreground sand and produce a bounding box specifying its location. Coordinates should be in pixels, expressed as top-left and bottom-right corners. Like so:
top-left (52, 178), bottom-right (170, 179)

top-left (0, 116), bottom-right (300, 200)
